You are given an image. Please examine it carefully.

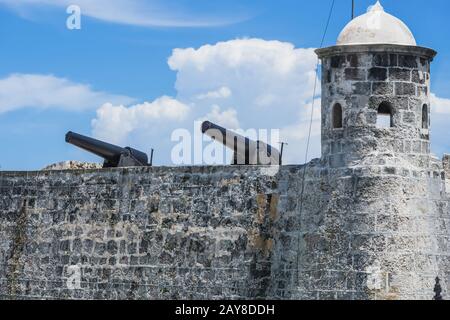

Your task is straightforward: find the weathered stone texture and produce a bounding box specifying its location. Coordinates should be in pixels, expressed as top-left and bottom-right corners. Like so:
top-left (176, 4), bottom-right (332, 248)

top-left (317, 45), bottom-right (435, 169)
top-left (0, 166), bottom-right (282, 300)
top-left (0, 155), bottom-right (449, 300)
top-left (270, 156), bottom-right (450, 300)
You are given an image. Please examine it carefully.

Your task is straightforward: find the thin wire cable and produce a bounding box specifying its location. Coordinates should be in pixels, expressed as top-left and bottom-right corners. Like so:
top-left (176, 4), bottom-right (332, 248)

top-left (296, 0), bottom-right (336, 284)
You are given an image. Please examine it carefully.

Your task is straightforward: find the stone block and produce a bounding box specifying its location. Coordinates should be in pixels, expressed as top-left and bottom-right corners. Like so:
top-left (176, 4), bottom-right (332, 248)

top-left (372, 53), bottom-right (389, 67)
top-left (353, 82), bottom-right (371, 95)
top-left (402, 111), bottom-right (416, 125)
top-left (389, 68), bottom-right (411, 81)
top-left (347, 54), bottom-right (360, 68)
top-left (398, 55), bottom-right (418, 68)
top-left (395, 82), bottom-right (416, 96)
top-left (331, 56), bottom-right (346, 68)
top-left (369, 67), bottom-right (388, 81)
top-left (372, 82), bottom-right (394, 95)
top-left (345, 68), bottom-right (366, 81)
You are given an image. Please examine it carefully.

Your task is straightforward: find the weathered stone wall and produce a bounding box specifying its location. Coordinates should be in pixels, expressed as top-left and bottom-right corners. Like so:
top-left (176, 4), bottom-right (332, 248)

top-left (269, 156), bottom-right (450, 300)
top-left (0, 156), bottom-right (449, 300)
top-left (0, 166), bottom-right (280, 300)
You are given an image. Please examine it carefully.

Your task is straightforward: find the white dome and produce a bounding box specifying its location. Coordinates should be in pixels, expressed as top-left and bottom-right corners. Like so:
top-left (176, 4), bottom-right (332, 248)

top-left (337, 1), bottom-right (416, 46)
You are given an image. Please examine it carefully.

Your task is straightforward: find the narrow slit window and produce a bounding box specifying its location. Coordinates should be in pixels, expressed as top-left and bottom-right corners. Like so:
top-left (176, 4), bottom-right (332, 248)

top-left (332, 103), bottom-right (343, 129)
top-left (377, 102), bottom-right (393, 128)
top-left (422, 104), bottom-right (429, 129)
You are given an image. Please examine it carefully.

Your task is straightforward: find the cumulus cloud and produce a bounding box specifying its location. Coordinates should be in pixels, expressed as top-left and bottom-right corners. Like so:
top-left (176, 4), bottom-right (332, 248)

top-left (196, 87), bottom-right (232, 100)
top-left (0, 0), bottom-right (249, 27)
top-left (280, 98), bottom-right (322, 163)
top-left (168, 38), bottom-right (321, 163)
top-left (0, 73), bottom-right (133, 114)
top-left (430, 93), bottom-right (450, 157)
top-left (431, 93), bottom-right (450, 114)
top-left (92, 96), bottom-right (190, 145)
top-left (91, 38), bottom-right (320, 164)
top-left (197, 105), bottom-right (240, 129)
top-left (168, 39), bottom-right (318, 110)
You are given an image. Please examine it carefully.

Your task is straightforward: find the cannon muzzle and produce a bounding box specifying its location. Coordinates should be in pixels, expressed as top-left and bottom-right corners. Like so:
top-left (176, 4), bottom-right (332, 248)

top-left (65, 131), bottom-right (149, 168)
top-left (201, 121), bottom-right (280, 165)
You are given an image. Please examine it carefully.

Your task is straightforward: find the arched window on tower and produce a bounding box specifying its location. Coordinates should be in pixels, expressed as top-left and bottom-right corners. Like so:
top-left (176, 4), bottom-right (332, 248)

top-left (377, 102), bottom-right (393, 128)
top-left (332, 103), bottom-right (343, 129)
top-left (422, 104), bottom-right (429, 129)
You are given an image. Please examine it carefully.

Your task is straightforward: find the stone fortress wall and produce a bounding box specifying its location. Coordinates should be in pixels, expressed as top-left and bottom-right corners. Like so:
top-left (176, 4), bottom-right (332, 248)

top-left (0, 2), bottom-right (449, 301)
top-left (0, 154), bottom-right (448, 300)
top-left (0, 166), bottom-right (280, 300)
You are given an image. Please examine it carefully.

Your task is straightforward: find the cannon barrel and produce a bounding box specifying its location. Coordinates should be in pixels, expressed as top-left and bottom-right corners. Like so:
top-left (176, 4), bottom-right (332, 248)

top-left (201, 121), bottom-right (280, 165)
top-left (66, 131), bottom-right (124, 162)
top-left (201, 121), bottom-right (252, 153)
top-left (65, 131), bottom-right (149, 168)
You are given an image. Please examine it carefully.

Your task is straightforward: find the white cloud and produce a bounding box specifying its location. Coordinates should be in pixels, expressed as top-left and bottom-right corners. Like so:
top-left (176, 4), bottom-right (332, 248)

top-left (92, 96), bottom-right (190, 145)
top-left (0, 73), bottom-right (133, 114)
top-left (430, 93), bottom-right (450, 157)
top-left (168, 39), bottom-right (318, 109)
top-left (169, 38), bottom-right (321, 163)
top-left (431, 93), bottom-right (450, 114)
top-left (197, 105), bottom-right (240, 129)
top-left (0, 0), bottom-right (248, 27)
top-left (196, 87), bottom-right (232, 100)
top-left (93, 38), bottom-right (320, 164)
top-left (280, 98), bottom-right (322, 163)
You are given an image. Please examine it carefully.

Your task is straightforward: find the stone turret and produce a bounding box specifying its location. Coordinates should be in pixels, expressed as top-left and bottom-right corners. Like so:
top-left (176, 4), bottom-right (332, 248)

top-left (316, 1), bottom-right (436, 168)
top-left (292, 1), bottom-right (450, 300)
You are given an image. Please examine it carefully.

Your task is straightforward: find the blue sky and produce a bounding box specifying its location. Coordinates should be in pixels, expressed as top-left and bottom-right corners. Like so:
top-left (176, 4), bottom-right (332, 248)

top-left (0, 0), bottom-right (449, 170)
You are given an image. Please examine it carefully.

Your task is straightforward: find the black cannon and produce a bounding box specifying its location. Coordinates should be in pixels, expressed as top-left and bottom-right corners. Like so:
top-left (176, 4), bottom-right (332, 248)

top-left (201, 121), bottom-right (281, 165)
top-left (65, 131), bottom-right (150, 168)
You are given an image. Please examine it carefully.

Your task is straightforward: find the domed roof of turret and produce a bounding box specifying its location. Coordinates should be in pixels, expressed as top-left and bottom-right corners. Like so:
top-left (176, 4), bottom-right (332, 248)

top-left (337, 1), bottom-right (416, 46)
